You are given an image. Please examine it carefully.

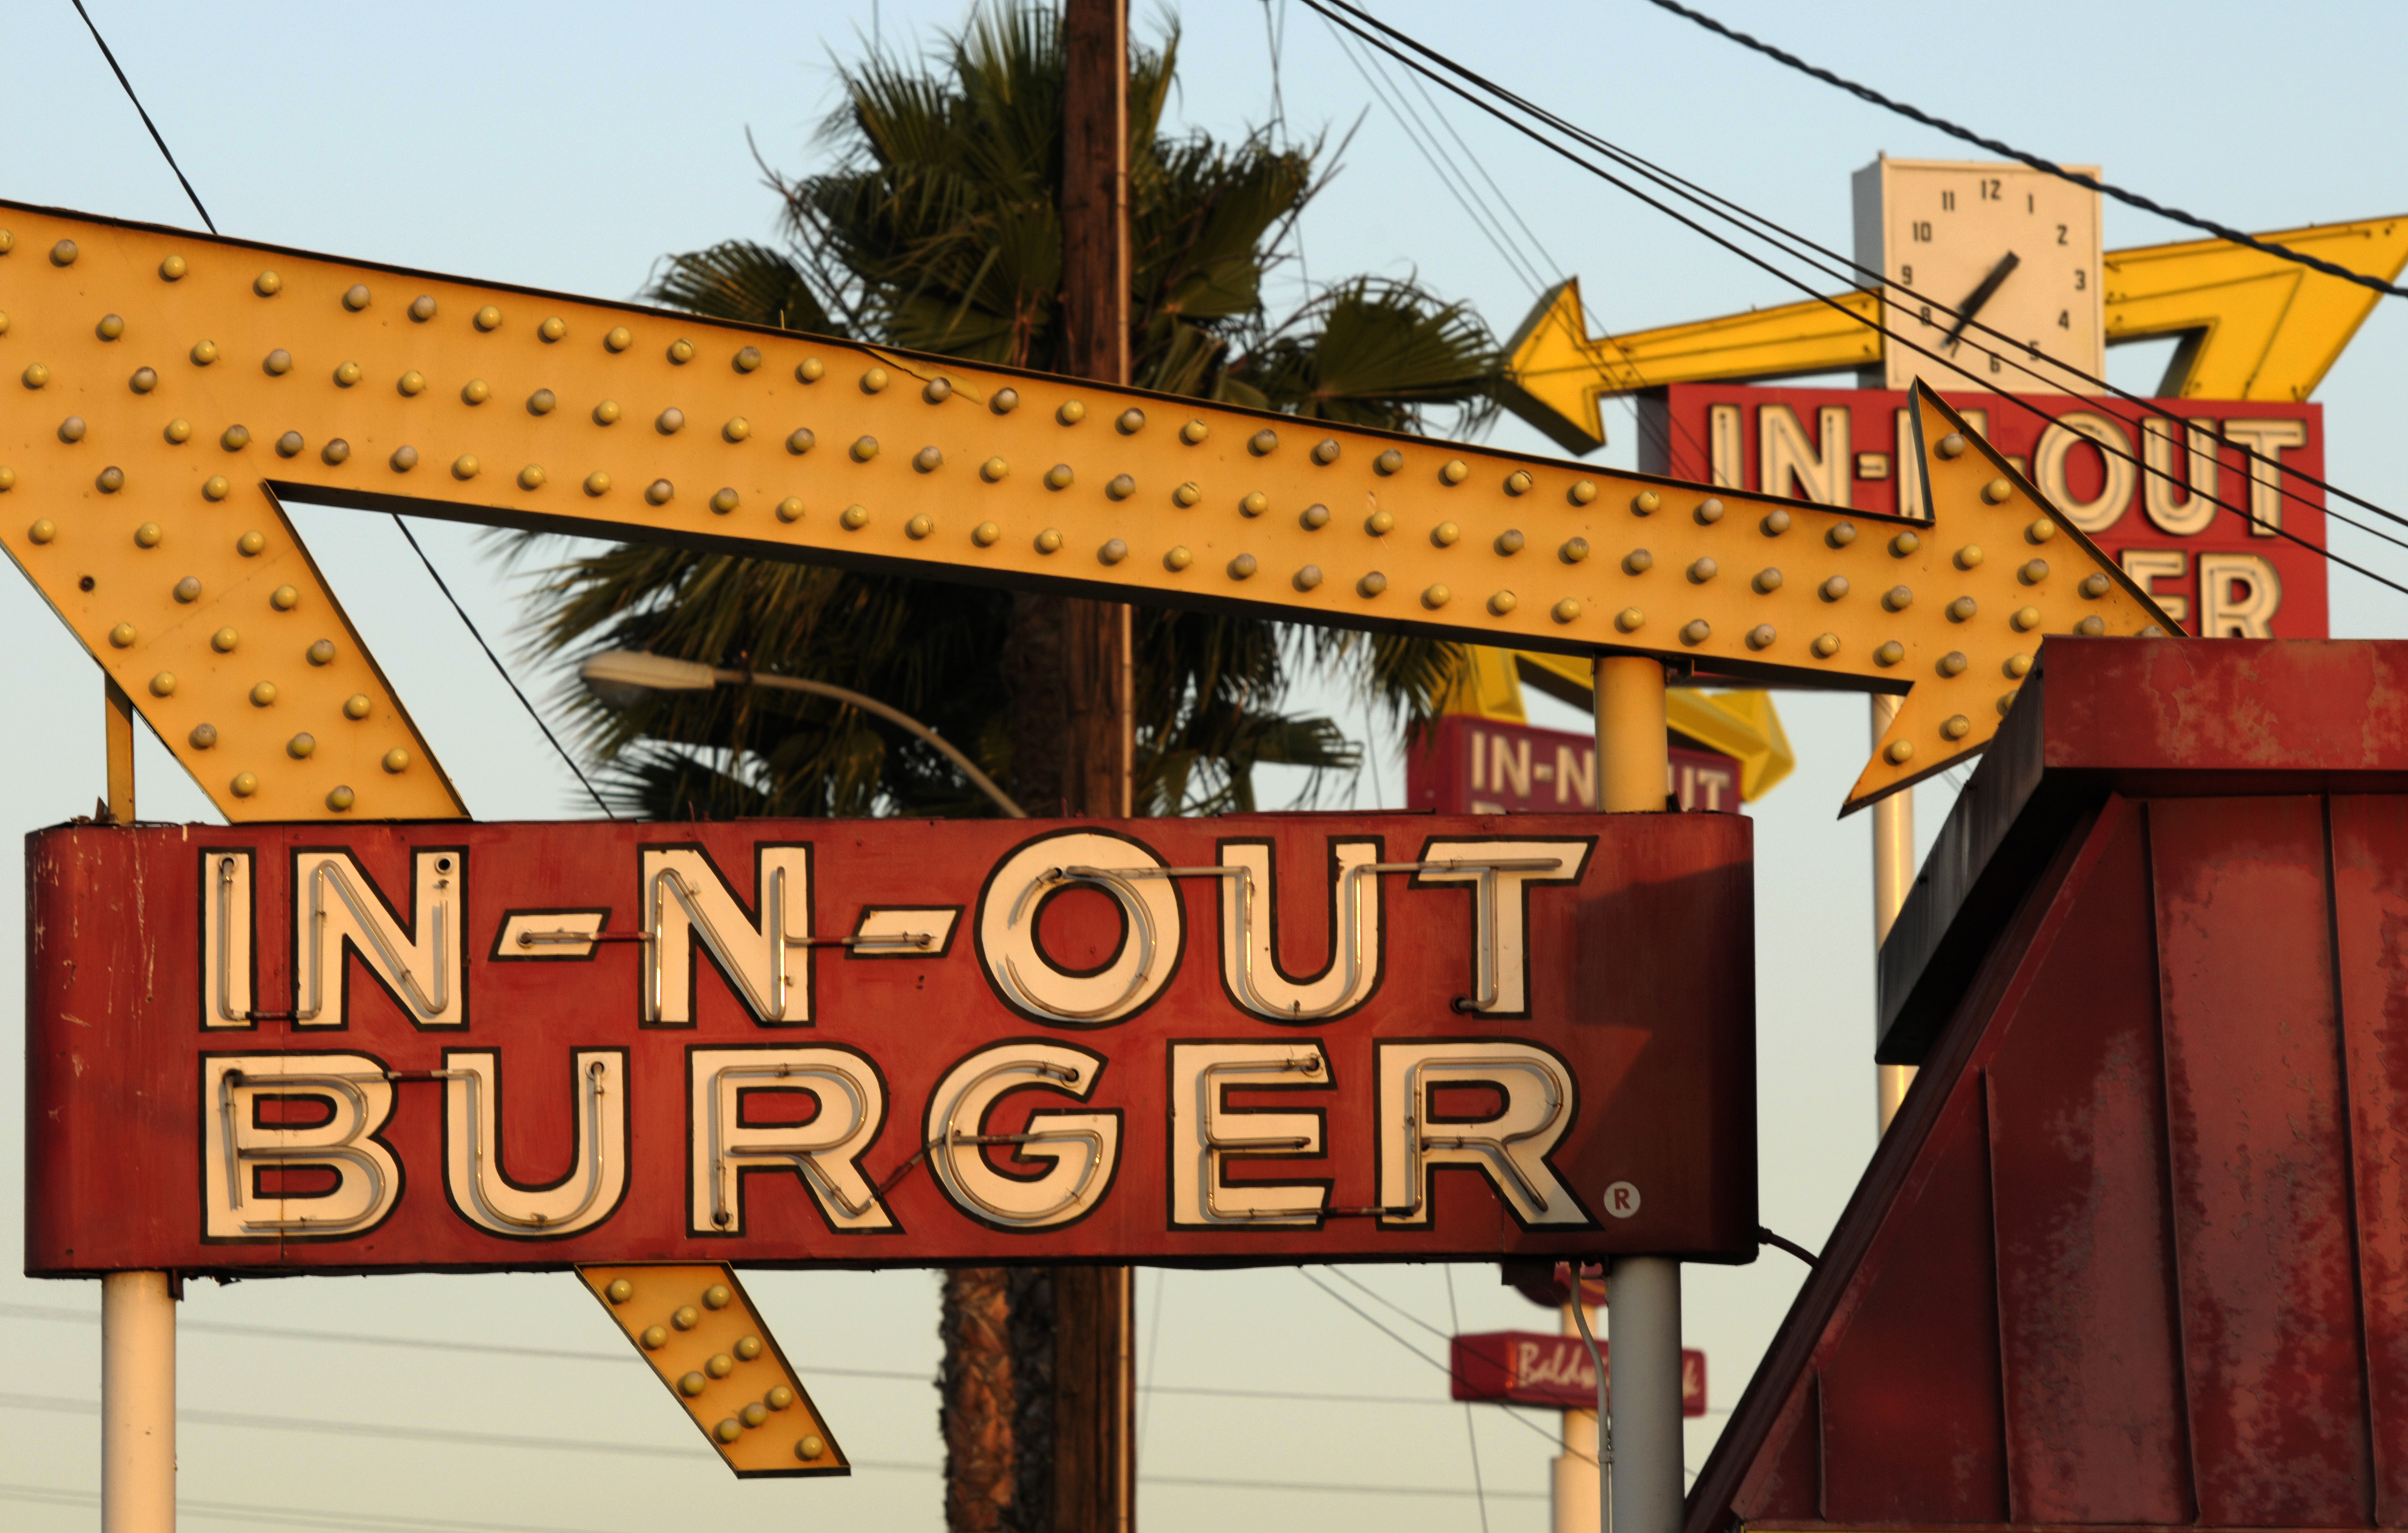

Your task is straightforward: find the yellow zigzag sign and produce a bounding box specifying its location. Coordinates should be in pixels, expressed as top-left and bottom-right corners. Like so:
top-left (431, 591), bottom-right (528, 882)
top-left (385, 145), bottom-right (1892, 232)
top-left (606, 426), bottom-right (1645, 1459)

top-left (0, 201), bottom-right (2172, 817)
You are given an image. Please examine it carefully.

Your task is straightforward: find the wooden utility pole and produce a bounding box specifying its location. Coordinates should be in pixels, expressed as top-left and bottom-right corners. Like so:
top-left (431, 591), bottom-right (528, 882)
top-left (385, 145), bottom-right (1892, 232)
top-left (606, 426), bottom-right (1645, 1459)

top-left (1060, 0), bottom-right (1134, 820)
top-left (1054, 5), bottom-right (1137, 1530)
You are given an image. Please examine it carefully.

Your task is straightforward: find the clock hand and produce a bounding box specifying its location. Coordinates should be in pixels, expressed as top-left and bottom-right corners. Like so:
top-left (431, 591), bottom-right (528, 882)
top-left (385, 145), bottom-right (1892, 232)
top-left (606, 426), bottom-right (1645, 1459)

top-left (1939, 251), bottom-right (2022, 351)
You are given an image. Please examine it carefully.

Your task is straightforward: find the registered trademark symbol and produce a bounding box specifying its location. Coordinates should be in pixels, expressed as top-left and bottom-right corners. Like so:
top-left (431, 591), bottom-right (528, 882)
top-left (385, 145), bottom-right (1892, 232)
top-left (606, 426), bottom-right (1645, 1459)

top-left (1603, 1181), bottom-right (1641, 1219)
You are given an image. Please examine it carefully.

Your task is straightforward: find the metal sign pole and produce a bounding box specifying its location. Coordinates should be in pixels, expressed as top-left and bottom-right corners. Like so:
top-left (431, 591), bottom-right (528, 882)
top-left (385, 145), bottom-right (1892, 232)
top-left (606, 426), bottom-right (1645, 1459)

top-left (1870, 694), bottom-right (1916, 1133)
top-left (1592, 655), bottom-right (1680, 1533)
top-left (102, 1269), bottom-right (174, 1533)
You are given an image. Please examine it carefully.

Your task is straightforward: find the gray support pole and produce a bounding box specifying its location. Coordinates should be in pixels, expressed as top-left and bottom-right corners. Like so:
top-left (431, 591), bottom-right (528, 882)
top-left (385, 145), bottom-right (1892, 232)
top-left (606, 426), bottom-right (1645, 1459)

top-left (1606, 1257), bottom-right (1683, 1533)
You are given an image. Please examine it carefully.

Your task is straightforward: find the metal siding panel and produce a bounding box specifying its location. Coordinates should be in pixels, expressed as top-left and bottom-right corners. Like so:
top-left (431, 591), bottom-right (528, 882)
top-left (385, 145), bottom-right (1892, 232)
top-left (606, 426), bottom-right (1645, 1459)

top-left (2152, 794), bottom-right (2374, 1524)
top-left (1818, 1079), bottom-right (2009, 1522)
top-left (2331, 794), bottom-right (2408, 1523)
top-left (1985, 802), bottom-right (2194, 1522)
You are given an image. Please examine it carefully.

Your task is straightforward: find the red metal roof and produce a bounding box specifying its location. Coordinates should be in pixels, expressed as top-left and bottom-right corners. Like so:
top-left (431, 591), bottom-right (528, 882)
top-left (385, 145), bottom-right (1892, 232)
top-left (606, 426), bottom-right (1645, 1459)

top-left (1694, 639), bottom-right (2408, 1531)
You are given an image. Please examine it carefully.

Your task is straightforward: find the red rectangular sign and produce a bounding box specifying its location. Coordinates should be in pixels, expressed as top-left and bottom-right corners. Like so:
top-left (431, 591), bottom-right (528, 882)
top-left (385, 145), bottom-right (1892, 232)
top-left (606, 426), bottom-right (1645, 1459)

top-left (1639, 383), bottom-right (2326, 638)
top-left (1407, 715), bottom-right (1744, 817)
top-left (24, 813), bottom-right (1756, 1276)
top-left (1449, 1331), bottom-right (1707, 1415)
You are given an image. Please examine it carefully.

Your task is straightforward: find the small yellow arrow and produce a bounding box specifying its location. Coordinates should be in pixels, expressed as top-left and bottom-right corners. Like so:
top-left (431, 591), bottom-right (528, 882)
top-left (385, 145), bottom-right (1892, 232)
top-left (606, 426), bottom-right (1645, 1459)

top-left (1500, 279), bottom-right (1881, 453)
top-left (2106, 216), bottom-right (2408, 401)
top-left (579, 1263), bottom-right (848, 1478)
top-left (1502, 217), bottom-right (2408, 449)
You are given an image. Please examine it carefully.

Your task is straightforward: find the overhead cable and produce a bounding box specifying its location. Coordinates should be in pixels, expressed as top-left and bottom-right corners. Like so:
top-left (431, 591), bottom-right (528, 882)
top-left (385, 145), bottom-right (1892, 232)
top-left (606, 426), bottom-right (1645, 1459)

top-left (70, 14), bottom-right (617, 817)
top-left (1644, 0), bottom-right (2408, 301)
top-left (1299, 0), bottom-right (2408, 602)
top-left (65, 0), bottom-right (216, 234)
top-left (1314, 0), bottom-right (2402, 549)
top-left (0, 1300), bottom-right (1537, 1410)
top-left (0, 1397), bottom-right (1541, 1502)
top-left (1295, 1269), bottom-right (1561, 1449)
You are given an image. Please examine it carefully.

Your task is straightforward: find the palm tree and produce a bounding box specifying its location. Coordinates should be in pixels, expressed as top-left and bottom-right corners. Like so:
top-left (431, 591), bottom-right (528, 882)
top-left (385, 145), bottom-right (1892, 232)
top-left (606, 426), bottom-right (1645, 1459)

top-left (514, 7), bottom-right (1498, 1527)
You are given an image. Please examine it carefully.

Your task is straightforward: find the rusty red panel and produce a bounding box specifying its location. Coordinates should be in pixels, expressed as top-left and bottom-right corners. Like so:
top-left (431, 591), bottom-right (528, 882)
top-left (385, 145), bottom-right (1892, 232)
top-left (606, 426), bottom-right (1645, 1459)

top-left (2039, 638), bottom-right (2408, 782)
top-left (1983, 801), bottom-right (2193, 1523)
top-left (2331, 794), bottom-right (2408, 1520)
top-left (2150, 795), bottom-right (2373, 1523)
top-left (1817, 1082), bottom-right (2009, 1522)
top-left (22, 812), bottom-right (1757, 1275)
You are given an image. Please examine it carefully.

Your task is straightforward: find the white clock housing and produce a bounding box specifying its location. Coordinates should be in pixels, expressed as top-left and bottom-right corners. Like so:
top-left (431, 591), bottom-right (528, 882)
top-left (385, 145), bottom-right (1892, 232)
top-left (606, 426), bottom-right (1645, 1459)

top-left (1854, 155), bottom-right (2106, 394)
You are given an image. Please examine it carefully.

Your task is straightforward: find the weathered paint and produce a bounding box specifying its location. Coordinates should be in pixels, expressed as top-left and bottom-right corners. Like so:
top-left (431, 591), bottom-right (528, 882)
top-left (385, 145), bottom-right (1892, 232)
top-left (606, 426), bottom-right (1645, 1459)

top-left (24, 811), bottom-right (1757, 1276)
top-left (1696, 639), bottom-right (2408, 1533)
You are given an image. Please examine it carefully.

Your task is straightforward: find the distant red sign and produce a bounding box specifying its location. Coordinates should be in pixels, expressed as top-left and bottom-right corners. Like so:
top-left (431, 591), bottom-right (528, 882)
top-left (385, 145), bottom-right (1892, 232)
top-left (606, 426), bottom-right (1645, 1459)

top-left (24, 813), bottom-right (1759, 1277)
top-left (1408, 715), bottom-right (1744, 817)
top-left (1639, 382), bottom-right (2327, 638)
top-left (1451, 1331), bottom-right (1707, 1415)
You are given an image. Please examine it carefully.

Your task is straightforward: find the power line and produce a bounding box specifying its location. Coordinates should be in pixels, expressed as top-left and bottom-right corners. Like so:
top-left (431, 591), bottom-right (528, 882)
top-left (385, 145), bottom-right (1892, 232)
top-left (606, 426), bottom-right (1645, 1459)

top-left (0, 1482), bottom-right (634, 1533)
top-left (69, 9), bottom-right (618, 816)
top-left (0, 1397), bottom-right (1542, 1502)
top-left (0, 1301), bottom-right (1536, 1409)
top-left (1445, 1265), bottom-right (1493, 1533)
top-left (1320, 19), bottom-right (1550, 298)
top-left (1294, 1269), bottom-right (1561, 1449)
top-left (1324, 1263), bottom-right (1455, 1343)
top-left (382, 512), bottom-right (615, 817)
top-left (65, 0), bottom-right (216, 234)
top-left (1314, 0), bottom-right (2407, 553)
top-left (1311, 12), bottom-right (1698, 467)
top-left (1644, 0), bottom-right (2408, 302)
top-left (1299, 0), bottom-right (2408, 604)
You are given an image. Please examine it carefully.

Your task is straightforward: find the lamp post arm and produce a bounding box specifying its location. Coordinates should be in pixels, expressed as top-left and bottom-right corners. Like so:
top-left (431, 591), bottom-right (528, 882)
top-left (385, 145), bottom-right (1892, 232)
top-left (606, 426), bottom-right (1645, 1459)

top-left (727, 671), bottom-right (1027, 820)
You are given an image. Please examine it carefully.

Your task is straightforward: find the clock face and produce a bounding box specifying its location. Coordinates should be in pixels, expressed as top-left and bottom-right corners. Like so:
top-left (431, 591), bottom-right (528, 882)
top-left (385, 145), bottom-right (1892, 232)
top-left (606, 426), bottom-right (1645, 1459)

top-left (1854, 156), bottom-right (2106, 394)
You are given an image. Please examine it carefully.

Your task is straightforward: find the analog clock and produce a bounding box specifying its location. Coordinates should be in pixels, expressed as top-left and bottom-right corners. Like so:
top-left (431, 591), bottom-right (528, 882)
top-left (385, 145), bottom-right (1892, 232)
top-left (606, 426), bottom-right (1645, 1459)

top-left (1853, 155), bottom-right (2105, 394)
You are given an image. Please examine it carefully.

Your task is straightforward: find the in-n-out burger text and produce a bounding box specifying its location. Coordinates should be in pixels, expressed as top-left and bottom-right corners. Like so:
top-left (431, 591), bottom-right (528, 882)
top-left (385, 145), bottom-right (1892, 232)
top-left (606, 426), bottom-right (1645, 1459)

top-left (28, 815), bottom-right (1757, 1274)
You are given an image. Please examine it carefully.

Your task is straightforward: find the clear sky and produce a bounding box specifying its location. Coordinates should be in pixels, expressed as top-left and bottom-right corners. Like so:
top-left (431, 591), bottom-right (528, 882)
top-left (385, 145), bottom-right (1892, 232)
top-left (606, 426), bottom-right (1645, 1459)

top-left (3, 2), bottom-right (2403, 1530)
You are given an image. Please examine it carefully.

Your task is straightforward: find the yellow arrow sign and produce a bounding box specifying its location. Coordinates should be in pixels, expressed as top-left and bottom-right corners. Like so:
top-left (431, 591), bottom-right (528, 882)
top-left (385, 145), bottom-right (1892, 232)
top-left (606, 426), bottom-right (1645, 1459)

top-left (0, 202), bottom-right (2170, 813)
top-left (1503, 216), bottom-right (2408, 450)
top-left (578, 1263), bottom-right (848, 1478)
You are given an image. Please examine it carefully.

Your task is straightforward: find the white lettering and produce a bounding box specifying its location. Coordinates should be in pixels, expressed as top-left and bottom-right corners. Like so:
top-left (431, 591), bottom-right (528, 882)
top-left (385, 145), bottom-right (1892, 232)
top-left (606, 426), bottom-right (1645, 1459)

top-left (925, 1042), bottom-right (1118, 1230)
top-left (1169, 1042), bottom-right (1329, 1227)
top-left (2142, 417), bottom-right (2220, 536)
top-left (1488, 732), bottom-right (1532, 798)
top-left (203, 1053), bottom-right (400, 1239)
top-left (1707, 403), bottom-right (1743, 488)
top-left (293, 850), bottom-right (464, 1028)
top-left (1759, 403), bottom-right (1850, 505)
top-left (2197, 552), bottom-right (2283, 637)
top-left (976, 831), bottom-right (1182, 1026)
top-left (1553, 743), bottom-right (1595, 808)
top-left (442, 1049), bottom-right (626, 1238)
top-left (1376, 1041), bottom-right (1585, 1227)
top-left (641, 845), bottom-right (812, 1025)
top-left (2033, 411), bottom-right (2135, 532)
top-left (689, 1046), bottom-right (891, 1235)
top-left (201, 850), bottom-right (253, 1028)
top-left (1218, 841), bottom-right (1384, 1021)
top-left (1413, 839), bottom-right (1592, 1015)
top-left (2120, 549), bottom-right (2190, 628)
top-left (2223, 418), bottom-right (2311, 539)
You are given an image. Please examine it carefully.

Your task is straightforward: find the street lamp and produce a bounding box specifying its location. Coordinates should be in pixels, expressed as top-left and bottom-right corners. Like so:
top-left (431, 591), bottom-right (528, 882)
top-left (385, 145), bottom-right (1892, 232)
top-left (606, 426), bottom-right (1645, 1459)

top-left (577, 650), bottom-right (1027, 819)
